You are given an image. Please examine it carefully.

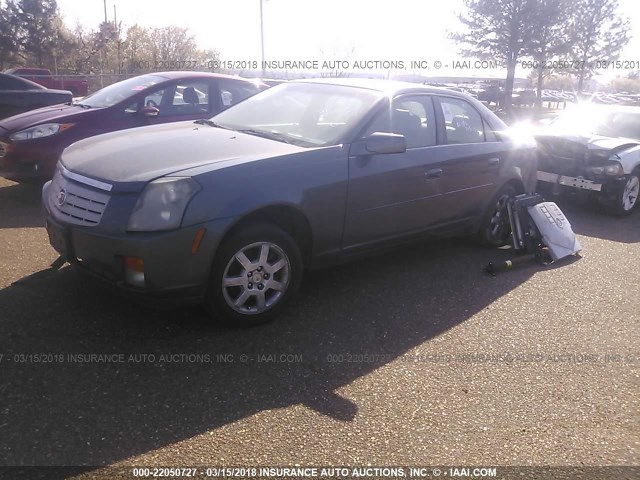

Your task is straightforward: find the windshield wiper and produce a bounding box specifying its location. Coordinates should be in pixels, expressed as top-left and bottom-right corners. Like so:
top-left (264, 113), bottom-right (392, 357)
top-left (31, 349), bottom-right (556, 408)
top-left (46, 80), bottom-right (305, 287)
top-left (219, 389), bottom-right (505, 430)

top-left (194, 119), bottom-right (226, 128)
top-left (236, 128), bottom-right (302, 145)
top-left (72, 102), bottom-right (92, 109)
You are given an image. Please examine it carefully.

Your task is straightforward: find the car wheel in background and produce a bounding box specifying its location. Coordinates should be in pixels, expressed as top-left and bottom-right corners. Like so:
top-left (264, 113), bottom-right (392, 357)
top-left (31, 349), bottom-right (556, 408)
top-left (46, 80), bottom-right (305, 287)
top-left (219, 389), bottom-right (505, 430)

top-left (477, 184), bottom-right (517, 247)
top-left (610, 172), bottom-right (639, 217)
top-left (205, 224), bottom-right (303, 326)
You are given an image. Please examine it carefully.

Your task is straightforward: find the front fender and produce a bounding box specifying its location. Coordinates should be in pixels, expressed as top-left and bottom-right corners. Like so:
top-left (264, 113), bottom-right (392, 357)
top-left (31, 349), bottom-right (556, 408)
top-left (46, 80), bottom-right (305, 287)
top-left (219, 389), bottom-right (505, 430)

top-left (616, 147), bottom-right (640, 174)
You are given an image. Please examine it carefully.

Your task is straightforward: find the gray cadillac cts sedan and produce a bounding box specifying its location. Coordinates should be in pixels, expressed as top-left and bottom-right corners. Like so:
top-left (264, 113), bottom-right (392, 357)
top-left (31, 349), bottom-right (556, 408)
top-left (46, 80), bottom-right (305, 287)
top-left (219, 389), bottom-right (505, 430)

top-left (43, 79), bottom-right (537, 325)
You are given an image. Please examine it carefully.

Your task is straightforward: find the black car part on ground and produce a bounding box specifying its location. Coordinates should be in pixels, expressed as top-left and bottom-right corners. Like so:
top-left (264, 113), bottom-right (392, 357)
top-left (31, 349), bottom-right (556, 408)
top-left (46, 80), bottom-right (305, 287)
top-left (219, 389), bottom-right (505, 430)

top-left (484, 194), bottom-right (581, 275)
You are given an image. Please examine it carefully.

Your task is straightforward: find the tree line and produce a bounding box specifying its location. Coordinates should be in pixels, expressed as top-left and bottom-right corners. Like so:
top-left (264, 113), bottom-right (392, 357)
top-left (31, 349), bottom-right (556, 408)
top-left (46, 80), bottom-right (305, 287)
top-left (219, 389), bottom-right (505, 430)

top-left (0, 0), bottom-right (633, 107)
top-left (0, 0), bottom-right (219, 75)
top-left (452, 0), bottom-right (631, 109)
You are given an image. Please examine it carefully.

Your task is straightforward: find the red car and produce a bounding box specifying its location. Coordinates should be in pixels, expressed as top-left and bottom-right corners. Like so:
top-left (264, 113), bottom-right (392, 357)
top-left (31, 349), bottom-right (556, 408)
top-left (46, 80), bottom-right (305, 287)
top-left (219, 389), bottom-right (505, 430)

top-left (0, 72), bottom-right (265, 182)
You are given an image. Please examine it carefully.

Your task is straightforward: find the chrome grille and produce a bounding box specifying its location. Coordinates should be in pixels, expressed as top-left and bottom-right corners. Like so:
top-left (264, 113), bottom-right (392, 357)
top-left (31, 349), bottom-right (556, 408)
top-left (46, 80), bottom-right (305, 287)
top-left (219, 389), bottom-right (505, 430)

top-left (50, 169), bottom-right (110, 226)
top-left (0, 143), bottom-right (6, 159)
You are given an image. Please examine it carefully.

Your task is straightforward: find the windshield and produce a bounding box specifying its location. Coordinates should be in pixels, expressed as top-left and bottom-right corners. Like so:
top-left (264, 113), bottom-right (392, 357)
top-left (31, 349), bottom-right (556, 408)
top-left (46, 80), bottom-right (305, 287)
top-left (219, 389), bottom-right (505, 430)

top-left (551, 107), bottom-right (640, 141)
top-left (79, 74), bottom-right (166, 108)
top-left (210, 82), bottom-right (384, 147)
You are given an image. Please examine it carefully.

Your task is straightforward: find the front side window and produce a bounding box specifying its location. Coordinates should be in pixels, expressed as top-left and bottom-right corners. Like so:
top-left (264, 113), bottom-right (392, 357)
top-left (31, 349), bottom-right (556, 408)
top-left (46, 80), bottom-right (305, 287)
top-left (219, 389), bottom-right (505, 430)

top-left (364, 95), bottom-right (437, 149)
top-left (81, 74), bottom-right (166, 108)
top-left (438, 97), bottom-right (486, 144)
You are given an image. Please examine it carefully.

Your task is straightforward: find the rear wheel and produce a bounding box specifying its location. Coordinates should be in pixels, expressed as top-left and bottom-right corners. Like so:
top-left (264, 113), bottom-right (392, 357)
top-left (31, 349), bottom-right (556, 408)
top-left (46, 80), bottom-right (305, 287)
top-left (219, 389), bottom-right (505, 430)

top-left (205, 224), bottom-right (302, 326)
top-left (477, 184), bottom-right (517, 247)
top-left (610, 172), bottom-right (639, 217)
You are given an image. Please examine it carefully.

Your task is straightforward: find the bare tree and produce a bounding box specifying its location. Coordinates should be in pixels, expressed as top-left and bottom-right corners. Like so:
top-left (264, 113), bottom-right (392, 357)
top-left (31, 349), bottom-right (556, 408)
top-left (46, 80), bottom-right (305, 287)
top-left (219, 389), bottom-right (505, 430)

top-left (451, 0), bottom-right (537, 111)
top-left (527, 0), bottom-right (571, 107)
top-left (569, 0), bottom-right (630, 93)
top-left (149, 26), bottom-right (198, 64)
top-left (0, 1), bottom-right (20, 69)
top-left (319, 46), bottom-right (355, 78)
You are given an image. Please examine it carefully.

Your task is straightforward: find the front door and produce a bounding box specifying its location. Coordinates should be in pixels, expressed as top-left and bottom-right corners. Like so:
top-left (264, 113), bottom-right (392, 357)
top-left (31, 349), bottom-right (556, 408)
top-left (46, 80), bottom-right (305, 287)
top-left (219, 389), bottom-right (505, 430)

top-left (344, 95), bottom-right (447, 249)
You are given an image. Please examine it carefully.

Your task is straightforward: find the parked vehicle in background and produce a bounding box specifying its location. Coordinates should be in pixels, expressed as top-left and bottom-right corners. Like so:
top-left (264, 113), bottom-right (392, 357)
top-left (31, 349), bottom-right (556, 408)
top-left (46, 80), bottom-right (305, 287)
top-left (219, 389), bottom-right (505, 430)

top-left (43, 79), bottom-right (538, 325)
top-left (260, 79), bottom-right (287, 87)
top-left (5, 68), bottom-right (89, 97)
top-left (536, 105), bottom-right (640, 216)
top-left (0, 73), bottom-right (72, 121)
top-left (0, 71), bottom-right (262, 182)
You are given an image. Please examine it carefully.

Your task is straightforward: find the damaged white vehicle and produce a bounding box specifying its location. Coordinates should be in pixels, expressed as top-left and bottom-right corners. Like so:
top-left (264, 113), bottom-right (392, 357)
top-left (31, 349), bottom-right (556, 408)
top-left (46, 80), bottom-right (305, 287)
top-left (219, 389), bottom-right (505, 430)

top-left (535, 105), bottom-right (640, 216)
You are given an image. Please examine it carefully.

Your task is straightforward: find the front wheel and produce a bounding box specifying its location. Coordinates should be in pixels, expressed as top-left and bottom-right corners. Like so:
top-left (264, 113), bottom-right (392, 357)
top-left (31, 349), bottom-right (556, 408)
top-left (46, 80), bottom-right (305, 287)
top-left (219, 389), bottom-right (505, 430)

top-left (610, 173), bottom-right (639, 217)
top-left (205, 224), bottom-right (303, 326)
top-left (477, 184), bottom-right (517, 247)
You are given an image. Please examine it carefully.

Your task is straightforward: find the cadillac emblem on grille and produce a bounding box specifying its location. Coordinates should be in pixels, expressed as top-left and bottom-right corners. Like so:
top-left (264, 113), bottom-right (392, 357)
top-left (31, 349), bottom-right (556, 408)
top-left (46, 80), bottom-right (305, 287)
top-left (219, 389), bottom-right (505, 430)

top-left (56, 188), bottom-right (67, 207)
top-left (50, 169), bottom-right (110, 226)
top-left (0, 142), bottom-right (6, 159)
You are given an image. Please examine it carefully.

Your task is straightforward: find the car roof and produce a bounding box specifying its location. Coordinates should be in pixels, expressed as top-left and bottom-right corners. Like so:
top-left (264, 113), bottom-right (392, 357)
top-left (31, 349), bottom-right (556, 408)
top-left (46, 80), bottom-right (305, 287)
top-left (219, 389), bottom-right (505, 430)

top-left (0, 72), bottom-right (45, 89)
top-left (151, 71), bottom-right (257, 84)
top-left (291, 77), bottom-right (466, 97)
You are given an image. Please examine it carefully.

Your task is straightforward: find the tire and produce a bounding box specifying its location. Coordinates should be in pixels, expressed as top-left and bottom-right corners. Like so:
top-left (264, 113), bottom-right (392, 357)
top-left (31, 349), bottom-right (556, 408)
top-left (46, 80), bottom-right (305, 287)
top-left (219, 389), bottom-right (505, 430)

top-left (205, 224), bottom-right (303, 326)
top-left (609, 172), bottom-right (639, 217)
top-left (477, 184), bottom-right (517, 247)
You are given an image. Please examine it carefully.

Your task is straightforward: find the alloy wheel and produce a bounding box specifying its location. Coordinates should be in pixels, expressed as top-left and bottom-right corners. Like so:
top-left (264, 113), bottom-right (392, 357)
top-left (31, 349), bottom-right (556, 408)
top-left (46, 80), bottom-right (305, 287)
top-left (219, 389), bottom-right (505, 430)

top-left (488, 193), bottom-right (511, 241)
top-left (221, 242), bottom-right (291, 315)
top-left (622, 175), bottom-right (639, 212)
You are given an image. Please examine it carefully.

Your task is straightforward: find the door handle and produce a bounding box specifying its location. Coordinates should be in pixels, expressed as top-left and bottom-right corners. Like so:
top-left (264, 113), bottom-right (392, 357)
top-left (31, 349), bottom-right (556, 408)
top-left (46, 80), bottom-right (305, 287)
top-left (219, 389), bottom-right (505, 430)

top-left (488, 157), bottom-right (500, 166)
top-left (425, 168), bottom-right (443, 178)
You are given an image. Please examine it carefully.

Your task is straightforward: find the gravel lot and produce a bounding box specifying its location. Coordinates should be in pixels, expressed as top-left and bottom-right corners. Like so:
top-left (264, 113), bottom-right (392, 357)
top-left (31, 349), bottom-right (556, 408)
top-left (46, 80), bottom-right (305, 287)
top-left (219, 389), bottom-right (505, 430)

top-left (0, 177), bottom-right (637, 475)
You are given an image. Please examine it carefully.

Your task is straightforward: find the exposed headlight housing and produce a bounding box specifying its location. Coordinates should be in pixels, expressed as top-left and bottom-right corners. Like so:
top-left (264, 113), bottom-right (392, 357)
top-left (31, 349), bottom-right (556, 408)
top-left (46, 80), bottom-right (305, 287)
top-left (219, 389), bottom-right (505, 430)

top-left (9, 123), bottom-right (74, 142)
top-left (127, 177), bottom-right (200, 232)
top-left (586, 161), bottom-right (624, 177)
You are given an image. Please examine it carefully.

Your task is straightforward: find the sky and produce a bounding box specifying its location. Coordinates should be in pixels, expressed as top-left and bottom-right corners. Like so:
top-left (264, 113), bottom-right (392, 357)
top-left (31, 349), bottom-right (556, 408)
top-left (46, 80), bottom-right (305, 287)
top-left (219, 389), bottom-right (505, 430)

top-left (55, 0), bottom-right (640, 81)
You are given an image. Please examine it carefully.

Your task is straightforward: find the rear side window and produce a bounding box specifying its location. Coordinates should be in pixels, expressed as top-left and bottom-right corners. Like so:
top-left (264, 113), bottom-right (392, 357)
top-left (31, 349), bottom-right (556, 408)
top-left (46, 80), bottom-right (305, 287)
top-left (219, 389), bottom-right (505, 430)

top-left (438, 97), bottom-right (486, 144)
top-left (0, 75), bottom-right (32, 90)
top-left (364, 95), bottom-right (437, 149)
top-left (218, 79), bottom-right (258, 108)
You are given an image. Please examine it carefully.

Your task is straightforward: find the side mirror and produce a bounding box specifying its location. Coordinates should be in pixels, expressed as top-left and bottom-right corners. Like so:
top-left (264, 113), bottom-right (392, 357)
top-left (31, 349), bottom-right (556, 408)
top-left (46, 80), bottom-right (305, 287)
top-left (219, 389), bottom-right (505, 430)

top-left (139, 106), bottom-right (159, 117)
top-left (365, 132), bottom-right (407, 154)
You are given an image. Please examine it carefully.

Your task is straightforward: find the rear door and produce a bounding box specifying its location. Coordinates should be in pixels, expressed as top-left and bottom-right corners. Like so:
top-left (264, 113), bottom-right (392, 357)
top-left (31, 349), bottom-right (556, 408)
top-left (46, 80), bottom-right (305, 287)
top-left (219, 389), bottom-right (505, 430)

top-left (431, 95), bottom-right (506, 220)
top-left (344, 94), bottom-right (449, 248)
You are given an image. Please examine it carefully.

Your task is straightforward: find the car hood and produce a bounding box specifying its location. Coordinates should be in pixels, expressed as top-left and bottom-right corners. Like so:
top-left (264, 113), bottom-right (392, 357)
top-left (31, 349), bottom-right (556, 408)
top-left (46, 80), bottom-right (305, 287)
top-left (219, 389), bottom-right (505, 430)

top-left (0, 103), bottom-right (95, 132)
top-left (60, 121), bottom-right (307, 186)
top-left (535, 131), bottom-right (640, 173)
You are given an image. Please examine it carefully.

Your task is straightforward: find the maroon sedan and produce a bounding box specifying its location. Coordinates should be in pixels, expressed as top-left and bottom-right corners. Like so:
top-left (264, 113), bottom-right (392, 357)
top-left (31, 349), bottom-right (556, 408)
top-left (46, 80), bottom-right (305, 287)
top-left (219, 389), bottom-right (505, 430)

top-left (0, 71), bottom-right (264, 182)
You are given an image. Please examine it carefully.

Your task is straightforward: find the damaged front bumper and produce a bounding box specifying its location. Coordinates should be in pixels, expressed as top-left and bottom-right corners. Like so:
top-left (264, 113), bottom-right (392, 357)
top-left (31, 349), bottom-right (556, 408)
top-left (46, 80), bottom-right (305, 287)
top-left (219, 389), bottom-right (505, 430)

top-left (536, 171), bottom-right (603, 192)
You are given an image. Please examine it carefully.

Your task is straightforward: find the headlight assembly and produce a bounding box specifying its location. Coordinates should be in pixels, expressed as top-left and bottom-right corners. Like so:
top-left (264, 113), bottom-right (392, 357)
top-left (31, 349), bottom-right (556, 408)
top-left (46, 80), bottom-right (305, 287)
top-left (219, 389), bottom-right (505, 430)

top-left (127, 177), bottom-right (200, 232)
top-left (586, 161), bottom-right (624, 177)
top-left (603, 162), bottom-right (623, 176)
top-left (9, 123), bottom-right (74, 141)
